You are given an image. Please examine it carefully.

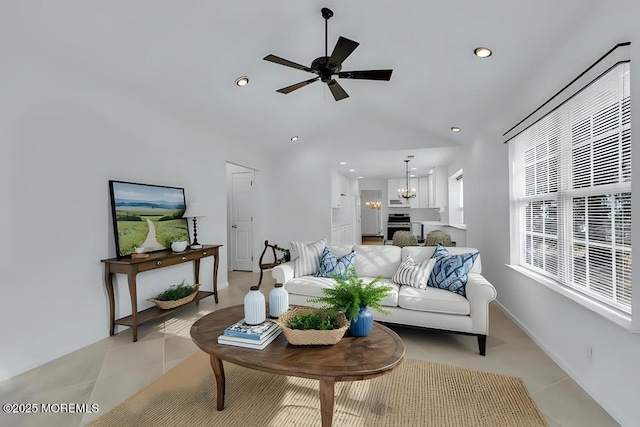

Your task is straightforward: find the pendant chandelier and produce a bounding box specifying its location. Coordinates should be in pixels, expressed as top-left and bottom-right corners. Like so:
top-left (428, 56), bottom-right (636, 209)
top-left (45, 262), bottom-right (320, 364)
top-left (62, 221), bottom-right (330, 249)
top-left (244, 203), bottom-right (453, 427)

top-left (365, 201), bottom-right (381, 210)
top-left (397, 159), bottom-right (417, 202)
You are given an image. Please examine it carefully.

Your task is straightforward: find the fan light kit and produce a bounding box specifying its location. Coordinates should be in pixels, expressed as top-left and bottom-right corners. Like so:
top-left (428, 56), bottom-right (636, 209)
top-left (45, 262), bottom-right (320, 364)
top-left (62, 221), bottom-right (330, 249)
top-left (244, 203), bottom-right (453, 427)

top-left (263, 7), bottom-right (393, 101)
top-left (474, 47), bottom-right (492, 58)
top-left (235, 76), bottom-right (249, 86)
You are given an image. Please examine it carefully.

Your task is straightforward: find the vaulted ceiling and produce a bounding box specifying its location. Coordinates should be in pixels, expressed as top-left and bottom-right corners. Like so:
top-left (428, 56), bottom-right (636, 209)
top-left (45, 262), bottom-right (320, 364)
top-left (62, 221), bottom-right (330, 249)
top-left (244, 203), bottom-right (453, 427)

top-left (3, 0), bottom-right (607, 178)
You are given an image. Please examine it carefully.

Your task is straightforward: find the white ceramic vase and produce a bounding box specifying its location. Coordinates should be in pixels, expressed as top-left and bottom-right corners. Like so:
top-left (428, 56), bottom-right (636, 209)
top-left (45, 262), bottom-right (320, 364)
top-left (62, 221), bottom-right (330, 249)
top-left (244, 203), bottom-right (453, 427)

top-left (269, 283), bottom-right (289, 318)
top-left (244, 286), bottom-right (266, 325)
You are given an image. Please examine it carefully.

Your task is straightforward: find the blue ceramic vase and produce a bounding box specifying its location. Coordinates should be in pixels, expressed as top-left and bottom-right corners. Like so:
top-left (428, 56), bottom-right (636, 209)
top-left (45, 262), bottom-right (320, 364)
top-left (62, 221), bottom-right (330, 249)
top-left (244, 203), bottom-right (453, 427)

top-left (349, 306), bottom-right (374, 337)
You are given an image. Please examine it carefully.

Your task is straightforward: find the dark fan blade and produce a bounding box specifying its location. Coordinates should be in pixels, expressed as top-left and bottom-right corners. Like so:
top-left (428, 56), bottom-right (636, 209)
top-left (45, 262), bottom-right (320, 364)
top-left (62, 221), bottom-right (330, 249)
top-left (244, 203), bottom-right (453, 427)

top-left (328, 36), bottom-right (359, 68)
top-left (264, 54), bottom-right (315, 74)
top-left (338, 70), bottom-right (393, 81)
top-left (276, 77), bottom-right (320, 94)
top-left (327, 79), bottom-right (349, 101)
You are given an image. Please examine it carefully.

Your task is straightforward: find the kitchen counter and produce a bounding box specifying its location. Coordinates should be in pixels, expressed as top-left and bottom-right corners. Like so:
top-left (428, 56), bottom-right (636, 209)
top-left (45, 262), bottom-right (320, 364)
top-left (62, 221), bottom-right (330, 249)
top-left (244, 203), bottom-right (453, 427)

top-left (420, 221), bottom-right (467, 246)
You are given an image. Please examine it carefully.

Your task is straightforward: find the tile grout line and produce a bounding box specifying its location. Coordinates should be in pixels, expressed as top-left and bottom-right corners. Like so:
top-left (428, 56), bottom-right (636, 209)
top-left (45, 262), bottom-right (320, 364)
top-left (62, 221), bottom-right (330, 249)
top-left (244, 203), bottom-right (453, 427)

top-left (530, 376), bottom-right (570, 395)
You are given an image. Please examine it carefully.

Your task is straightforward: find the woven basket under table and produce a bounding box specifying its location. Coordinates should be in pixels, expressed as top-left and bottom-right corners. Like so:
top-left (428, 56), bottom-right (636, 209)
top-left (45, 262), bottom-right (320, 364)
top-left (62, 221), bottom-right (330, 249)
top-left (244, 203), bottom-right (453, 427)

top-left (277, 307), bottom-right (349, 345)
top-left (147, 284), bottom-right (200, 310)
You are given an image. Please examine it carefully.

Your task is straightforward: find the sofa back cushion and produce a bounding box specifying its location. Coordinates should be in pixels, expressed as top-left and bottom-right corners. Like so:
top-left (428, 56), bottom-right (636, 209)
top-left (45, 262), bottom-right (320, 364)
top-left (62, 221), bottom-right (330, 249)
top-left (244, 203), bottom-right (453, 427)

top-left (402, 246), bottom-right (482, 274)
top-left (353, 245), bottom-right (402, 278)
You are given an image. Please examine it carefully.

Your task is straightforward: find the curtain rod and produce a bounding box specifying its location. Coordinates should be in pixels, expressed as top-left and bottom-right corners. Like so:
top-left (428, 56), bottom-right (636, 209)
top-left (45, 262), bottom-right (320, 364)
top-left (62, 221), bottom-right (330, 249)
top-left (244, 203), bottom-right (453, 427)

top-left (502, 42), bottom-right (630, 143)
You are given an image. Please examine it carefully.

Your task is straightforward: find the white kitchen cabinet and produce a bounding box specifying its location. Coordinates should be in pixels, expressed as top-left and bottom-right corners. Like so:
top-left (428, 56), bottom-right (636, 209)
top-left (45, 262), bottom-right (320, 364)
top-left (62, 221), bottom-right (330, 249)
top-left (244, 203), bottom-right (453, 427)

top-left (427, 167), bottom-right (448, 208)
top-left (331, 171), bottom-right (349, 208)
top-left (388, 178), bottom-right (420, 208)
top-left (387, 178), bottom-right (404, 207)
top-left (409, 178), bottom-right (420, 209)
top-left (331, 224), bottom-right (353, 245)
top-left (418, 176), bottom-right (429, 208)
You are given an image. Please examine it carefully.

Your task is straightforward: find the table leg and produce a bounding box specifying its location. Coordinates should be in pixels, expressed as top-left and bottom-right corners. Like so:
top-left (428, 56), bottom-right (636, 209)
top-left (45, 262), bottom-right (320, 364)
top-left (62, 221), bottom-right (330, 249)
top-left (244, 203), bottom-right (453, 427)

top-left (210, 355), bottom-right (226, 410)
top-left (319, 377), bottom-right (335, 427)
top-left (127, 273), bottom-right (138, 342)
top-left (213, 248), bottom-right (219, 303)
top-left (104, 267), bottom-right (115, 336)
top-left (194, 259), bottom-right (201, 306)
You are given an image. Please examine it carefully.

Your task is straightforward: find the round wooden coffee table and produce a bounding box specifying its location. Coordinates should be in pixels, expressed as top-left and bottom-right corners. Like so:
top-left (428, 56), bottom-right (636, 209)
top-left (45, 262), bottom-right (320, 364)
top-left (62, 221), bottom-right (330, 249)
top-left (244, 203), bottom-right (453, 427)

top-left (190, 304), bottom-right (405, 427)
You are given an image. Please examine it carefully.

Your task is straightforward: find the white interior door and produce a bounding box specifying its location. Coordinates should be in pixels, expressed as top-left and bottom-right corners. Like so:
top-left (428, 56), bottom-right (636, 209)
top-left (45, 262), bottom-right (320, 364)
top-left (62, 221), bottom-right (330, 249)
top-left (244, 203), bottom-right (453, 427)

top-left (231, 171), bottom-right (254, 271)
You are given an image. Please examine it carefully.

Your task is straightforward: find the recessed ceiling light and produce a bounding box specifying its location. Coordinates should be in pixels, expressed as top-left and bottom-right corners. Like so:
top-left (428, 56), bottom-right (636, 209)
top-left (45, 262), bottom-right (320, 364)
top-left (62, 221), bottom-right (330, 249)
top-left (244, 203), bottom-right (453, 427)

top-left (339, 161), bottom-right (347, 165)
top-left (474, 47), bottom-right (492, 58)
top-left (235, 76), bottom-right (250, 86)
top-left (358, 176), bottom-right (363, 179)
top-left (411, 167), bottom-right (417, 170)
top-left (290, 135), bottom-right (298, 142)
top-left (451, 126), bottom-right (461, 132)
top-left (349, 169), bottom-right (355, 172)
top-left (410, 174), bottom-right (416, 178)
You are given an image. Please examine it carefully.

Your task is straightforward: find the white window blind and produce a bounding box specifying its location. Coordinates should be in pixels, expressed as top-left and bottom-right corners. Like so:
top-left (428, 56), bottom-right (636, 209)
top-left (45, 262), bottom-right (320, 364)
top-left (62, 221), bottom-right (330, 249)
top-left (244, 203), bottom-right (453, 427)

top-left (511, 62), bottom-right (632, 313)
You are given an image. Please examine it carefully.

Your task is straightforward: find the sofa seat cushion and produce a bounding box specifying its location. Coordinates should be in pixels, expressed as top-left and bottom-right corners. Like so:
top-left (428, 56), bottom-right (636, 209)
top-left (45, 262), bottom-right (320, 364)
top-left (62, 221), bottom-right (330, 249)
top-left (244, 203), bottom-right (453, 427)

top-left (285, 276), bottom-right (336, 299)
top-left (361, 277), bottom-right (399, 307)
top-left (398, 285), bottom-right (470, 315)
top-left (284, 276), bottom-right (399, 307)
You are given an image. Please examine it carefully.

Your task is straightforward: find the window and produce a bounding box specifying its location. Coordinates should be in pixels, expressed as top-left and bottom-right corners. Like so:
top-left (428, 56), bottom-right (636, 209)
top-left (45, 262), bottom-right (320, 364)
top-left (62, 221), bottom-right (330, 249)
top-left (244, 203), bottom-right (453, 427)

top-left (510, 62), bottom-right (631, 314)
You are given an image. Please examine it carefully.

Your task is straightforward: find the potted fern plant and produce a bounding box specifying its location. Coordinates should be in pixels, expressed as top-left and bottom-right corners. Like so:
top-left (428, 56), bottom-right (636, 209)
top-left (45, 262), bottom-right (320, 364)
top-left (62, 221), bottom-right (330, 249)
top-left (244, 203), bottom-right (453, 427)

top-left (309, 267), bottom-right (391, 337)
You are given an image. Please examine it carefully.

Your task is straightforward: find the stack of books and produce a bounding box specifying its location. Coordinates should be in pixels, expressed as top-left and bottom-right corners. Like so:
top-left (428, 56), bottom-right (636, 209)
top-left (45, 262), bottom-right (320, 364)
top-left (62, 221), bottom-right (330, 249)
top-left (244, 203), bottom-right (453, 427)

top-left (218, 319), bottom-right (282, 350)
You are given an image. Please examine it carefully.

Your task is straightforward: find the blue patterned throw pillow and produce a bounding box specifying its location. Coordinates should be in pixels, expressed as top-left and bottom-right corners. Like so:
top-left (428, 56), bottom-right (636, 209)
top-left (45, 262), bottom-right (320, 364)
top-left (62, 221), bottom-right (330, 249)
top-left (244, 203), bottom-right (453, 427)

top-left (427, 244), bottom-right (479, 296)
top-left (315, 247), bottom-right (355, 279)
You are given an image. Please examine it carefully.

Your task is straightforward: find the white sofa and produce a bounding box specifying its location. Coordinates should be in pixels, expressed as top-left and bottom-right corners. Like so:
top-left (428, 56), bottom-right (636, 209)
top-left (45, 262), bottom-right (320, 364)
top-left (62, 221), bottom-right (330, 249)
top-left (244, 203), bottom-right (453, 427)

top-left (272, 244), bottom-right (497, 355)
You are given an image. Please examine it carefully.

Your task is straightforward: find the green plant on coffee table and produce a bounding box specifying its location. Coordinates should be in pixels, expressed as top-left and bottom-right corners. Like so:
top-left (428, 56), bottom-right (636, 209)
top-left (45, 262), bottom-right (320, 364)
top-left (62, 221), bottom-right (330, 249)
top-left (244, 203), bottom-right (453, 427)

top-left (287, 309), bottom-right (341, 331)
top-left (308, 267), bottom-right (392, 322)
top-left (154, 280), bottom-right (197, 301)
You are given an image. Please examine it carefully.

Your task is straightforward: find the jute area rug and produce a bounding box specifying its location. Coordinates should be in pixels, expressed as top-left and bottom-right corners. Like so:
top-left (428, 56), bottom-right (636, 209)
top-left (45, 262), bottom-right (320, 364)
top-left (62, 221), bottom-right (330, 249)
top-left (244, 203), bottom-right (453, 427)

top-left (88, 351), bottom-right (546, 427)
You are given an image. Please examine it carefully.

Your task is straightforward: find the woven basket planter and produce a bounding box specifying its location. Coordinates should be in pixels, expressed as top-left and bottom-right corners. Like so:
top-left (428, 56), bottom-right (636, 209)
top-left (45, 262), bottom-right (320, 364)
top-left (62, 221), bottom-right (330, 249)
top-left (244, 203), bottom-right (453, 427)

top-left (277, 307), bottom-right (349, 346)
top-left (147, 284), bottom-right (200, 310)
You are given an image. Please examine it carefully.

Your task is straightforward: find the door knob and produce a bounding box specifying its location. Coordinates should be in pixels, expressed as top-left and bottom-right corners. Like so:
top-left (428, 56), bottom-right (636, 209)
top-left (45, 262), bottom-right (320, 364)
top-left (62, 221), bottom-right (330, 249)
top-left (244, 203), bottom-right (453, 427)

top-left (232, 225), bottom-right (237, 229)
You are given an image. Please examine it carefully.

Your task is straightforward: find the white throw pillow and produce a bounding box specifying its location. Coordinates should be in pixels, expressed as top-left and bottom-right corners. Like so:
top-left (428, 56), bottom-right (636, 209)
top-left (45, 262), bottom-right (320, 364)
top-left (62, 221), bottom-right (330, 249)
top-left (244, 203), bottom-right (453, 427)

top-left (289, 238), bottom-right (327, 278)
top-left (392, 255), bottom-right (436, 289)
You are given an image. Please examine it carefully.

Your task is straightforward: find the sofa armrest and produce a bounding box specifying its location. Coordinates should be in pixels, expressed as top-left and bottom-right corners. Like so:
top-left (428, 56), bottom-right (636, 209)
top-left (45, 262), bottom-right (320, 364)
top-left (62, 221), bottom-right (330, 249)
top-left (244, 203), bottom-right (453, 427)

top-left (465, 273), bottom-right (497, 335)
top-left (272, 261), bottom-right (295, 285)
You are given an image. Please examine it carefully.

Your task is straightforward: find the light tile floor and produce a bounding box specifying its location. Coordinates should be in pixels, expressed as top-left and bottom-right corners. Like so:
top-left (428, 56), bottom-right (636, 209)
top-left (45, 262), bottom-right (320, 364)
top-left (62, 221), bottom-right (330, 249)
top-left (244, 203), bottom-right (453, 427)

top-left (0, 271), bottom-right (620, 427)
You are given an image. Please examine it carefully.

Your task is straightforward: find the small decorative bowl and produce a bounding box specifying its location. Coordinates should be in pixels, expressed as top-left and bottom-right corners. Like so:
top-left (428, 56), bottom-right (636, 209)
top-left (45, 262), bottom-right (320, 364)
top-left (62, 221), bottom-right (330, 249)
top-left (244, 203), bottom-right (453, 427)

top-left (171, 241), bottom-right (188, 252)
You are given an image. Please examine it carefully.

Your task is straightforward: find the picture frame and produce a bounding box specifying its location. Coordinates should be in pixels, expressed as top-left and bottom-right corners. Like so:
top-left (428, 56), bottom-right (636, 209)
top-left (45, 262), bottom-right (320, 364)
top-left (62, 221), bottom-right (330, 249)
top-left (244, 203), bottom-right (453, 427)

top-left (108, 180), bottom-right (190, 258)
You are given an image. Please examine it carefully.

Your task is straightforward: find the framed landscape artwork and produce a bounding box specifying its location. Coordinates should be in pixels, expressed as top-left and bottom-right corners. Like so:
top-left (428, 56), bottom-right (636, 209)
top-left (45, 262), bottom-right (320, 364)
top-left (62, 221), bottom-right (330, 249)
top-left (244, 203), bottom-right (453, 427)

top-left (109, 180), bottom-right (190, 258)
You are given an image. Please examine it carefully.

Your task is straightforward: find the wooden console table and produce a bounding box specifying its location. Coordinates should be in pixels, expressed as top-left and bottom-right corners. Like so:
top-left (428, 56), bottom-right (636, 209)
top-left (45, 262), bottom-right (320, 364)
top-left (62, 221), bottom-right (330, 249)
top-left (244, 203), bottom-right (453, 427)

top-left (101, 244), bottom-right (221, 342)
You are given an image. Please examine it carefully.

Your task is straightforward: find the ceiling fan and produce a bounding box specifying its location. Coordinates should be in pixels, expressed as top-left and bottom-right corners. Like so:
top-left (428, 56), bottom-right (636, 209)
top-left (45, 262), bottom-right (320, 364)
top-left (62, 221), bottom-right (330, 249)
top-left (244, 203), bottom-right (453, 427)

top-left (263, 7), bottom-right (393, 101)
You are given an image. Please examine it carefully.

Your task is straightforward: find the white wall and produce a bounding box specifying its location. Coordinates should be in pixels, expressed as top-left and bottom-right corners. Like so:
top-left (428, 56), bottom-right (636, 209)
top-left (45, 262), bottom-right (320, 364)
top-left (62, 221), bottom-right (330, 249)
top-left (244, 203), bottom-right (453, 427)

top-left (0, 38), bottom-right (268, 381)
top-left (465, 3), bottom-right (640, 425)
top-left (261, 146), bottom-right (333, 248)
